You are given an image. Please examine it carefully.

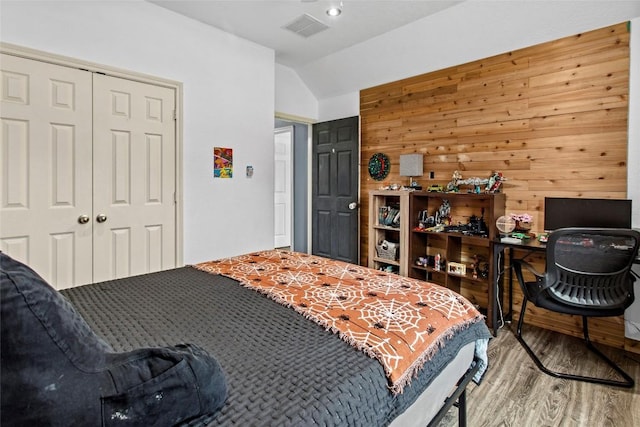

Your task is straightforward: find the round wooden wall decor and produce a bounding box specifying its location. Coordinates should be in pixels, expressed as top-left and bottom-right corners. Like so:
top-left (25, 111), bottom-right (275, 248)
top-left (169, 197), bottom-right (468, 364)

top-left (368, 153), bottom-right (390, 181)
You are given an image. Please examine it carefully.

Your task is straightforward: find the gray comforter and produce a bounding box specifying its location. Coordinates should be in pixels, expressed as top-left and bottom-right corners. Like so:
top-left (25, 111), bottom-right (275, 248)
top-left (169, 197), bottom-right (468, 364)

top-left (62, 266), bottom-right (490, 426)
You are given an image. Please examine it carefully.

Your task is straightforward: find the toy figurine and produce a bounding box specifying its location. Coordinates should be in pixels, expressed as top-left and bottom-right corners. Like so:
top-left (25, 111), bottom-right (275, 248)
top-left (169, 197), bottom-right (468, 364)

top-left (485, 171), bottom-right (505, 193)
top-left (446, 170), bottom-right (463, 192)
top-left (447, 171), bottom-right (506, 193)
top-left (471, 255), bottom-right (480, 279)
top-left (471, 254), bottom-right (489, 279)
top-left (435, 199), bottom-right (451, 225)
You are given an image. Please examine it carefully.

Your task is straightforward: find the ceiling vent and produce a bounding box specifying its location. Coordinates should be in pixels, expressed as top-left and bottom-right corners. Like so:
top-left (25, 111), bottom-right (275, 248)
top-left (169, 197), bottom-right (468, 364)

top-left (283, 14), bottom-right (329, 38)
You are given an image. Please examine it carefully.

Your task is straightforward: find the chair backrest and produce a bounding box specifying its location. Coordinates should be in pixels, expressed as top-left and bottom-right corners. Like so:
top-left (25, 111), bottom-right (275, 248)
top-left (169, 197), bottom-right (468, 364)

top-left (544, 228), bottom-right (640, 309)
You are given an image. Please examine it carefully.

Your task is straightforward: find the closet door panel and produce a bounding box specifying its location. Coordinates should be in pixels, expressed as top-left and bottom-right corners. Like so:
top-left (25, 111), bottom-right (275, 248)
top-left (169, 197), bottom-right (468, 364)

top-left (0, 54), bottom-right (93, 289)
top-left (92, 74), bottom-right (176, 282)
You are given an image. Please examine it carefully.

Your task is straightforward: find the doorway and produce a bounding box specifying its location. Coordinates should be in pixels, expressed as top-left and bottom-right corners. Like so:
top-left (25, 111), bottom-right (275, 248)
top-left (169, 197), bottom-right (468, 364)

top-left (274, 118), bottom-right (310, 253)
top-left (274, 126), bottom-right (293, 248)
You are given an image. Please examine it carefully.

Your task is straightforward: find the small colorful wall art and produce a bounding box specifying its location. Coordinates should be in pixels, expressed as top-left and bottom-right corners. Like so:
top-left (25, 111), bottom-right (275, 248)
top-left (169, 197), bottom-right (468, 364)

top-left (213, 147), bottom-right (233, 178)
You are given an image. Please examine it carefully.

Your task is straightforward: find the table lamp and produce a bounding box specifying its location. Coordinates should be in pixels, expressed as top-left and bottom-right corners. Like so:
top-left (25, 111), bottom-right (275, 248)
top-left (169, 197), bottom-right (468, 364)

top-left (399, 154), bottom-right (423, 189)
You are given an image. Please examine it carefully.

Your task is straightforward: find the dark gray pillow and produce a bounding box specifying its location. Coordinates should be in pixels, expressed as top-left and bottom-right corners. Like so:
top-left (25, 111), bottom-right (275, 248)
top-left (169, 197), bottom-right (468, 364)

top-left (1, 252), bottom-right (227, 426)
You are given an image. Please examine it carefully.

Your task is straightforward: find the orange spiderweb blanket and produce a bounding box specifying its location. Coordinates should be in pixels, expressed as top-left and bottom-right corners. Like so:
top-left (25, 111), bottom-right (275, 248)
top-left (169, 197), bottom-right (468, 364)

top-left (195, 250), bottom-right (485, 394)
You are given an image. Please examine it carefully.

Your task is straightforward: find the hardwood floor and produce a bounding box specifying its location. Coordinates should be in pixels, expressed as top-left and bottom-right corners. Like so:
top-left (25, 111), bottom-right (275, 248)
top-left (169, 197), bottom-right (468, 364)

top-left (440, 324), bottom-right (640, 427)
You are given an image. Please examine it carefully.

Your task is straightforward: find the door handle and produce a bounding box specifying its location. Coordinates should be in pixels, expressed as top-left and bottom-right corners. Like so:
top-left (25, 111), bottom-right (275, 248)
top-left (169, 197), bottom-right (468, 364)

top-left (348, 202), bottom-right (359, 210)
top-left (96, 214), bottom-right (107, 223)
top-left (78, 215), bottom-right (90, 224)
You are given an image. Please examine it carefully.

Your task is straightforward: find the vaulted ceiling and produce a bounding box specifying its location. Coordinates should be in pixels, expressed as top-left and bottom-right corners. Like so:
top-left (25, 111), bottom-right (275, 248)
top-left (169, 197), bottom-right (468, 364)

top-left (149, 0), bottom-right (462, 68)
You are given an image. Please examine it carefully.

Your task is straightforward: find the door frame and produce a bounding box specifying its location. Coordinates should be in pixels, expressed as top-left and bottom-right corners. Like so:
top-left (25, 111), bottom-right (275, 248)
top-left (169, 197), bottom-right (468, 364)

top-left (274, 126), bottom-right (294, 248)
top-left (275, 113), bottom-right (314, 254)
top-left (0, 42), bottom-right (185, 266)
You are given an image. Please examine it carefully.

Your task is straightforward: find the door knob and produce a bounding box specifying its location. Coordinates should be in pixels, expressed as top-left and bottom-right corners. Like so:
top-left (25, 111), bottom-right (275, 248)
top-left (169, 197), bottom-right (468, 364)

top-left (96, 214), bottom-right (107, 223)
top-left (348, 202), bottom-right (359, 210)
top-left (78, 215), bottom-right (90, 224)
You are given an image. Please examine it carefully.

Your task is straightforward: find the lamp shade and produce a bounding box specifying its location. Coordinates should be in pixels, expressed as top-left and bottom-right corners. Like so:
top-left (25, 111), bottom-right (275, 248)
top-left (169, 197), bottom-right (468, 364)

top-left (399, 154), bottom-right (423, 177)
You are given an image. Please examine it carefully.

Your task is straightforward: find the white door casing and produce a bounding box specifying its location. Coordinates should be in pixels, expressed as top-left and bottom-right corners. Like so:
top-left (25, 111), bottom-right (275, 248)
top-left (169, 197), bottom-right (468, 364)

top-left (274, 126), bottom-right (293, 248)
top-left (0, 53), bottom-right (93, 288)
top-left (92, 74), bottom-right (176, 282)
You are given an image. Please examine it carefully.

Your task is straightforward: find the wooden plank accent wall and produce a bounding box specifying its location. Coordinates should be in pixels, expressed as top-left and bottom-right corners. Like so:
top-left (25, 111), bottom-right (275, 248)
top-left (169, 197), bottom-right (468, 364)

top-left (360, 23), bottom-right (630, 349)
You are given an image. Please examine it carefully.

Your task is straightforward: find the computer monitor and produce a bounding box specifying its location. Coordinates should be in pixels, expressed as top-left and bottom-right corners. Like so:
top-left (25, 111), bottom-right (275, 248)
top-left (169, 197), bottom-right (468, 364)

top-left (544, 197), bottom-right (632, 231)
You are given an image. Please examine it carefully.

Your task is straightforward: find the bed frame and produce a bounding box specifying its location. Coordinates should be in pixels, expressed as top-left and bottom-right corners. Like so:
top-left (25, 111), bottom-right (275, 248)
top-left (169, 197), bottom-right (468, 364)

top-left (428, 361), bottom-right (480, 427)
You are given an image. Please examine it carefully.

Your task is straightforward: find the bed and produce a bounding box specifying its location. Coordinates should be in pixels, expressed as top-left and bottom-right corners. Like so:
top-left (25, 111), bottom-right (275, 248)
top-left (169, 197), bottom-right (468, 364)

top-left (2, 250), bottom-right (490, 426)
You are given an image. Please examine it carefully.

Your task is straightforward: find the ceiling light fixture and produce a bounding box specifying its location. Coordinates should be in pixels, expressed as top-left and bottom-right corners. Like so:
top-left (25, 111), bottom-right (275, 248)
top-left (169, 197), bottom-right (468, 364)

top-left (326, 1), bottom-right (343, 17)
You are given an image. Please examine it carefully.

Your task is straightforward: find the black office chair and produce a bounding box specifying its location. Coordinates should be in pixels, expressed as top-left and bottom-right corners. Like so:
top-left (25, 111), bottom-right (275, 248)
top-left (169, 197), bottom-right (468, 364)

top-left (512, 227), bottom-right (640, 388)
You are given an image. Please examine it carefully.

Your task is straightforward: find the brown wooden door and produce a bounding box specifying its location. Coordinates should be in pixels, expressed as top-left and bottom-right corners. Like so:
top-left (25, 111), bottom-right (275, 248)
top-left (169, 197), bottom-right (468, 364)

top-left (311, 116), bottom-right (359, 264)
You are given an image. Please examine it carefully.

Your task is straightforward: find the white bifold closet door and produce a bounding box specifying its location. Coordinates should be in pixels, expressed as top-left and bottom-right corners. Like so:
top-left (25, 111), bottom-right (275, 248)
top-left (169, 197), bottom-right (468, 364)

top-left (92, 74), bottom-right (176, 283)
top-left (0, 53), bottom-right (176, 289)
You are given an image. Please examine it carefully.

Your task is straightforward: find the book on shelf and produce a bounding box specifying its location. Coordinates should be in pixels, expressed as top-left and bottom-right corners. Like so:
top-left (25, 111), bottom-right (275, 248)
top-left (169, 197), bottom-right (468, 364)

top-left (378, 206), bottom-right (400, 227)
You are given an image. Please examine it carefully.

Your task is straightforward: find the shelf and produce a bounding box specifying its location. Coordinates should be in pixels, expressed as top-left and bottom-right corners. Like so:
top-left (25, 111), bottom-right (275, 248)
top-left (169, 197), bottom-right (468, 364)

top-left (373, 257), bottom-right (400, 266)
top-left (411, 264), bottom-right (447, 275)
top-left (368, 190), bottom-right (505, 331)
top-left (446, 271), bottom-right (490, 284)
top-left (411, 229), bottom-right (492, 246)
top-left (374, 225), bottom-right (402, 231)
top-left (407, 191), bottom-right (505, 330)
top-left (368, 190), bottom-right (410, 276)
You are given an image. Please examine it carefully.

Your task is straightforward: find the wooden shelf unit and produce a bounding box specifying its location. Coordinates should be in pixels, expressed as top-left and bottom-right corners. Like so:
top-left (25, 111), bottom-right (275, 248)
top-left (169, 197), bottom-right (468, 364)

top-left (368, 191), bottom-right (410, 276)
top-left (408, 192), bottom-right (505, 326)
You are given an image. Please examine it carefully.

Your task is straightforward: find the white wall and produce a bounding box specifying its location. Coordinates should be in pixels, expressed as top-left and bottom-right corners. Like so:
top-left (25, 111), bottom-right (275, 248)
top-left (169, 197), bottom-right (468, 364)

top-left (318, 91), bottom-right (360, 123)
top-left (274, 66), bottom-right (358, 123)
top-left (275, 64), bottom-right (318, 120)
top-left (0, 0), bottom-right (276, 264)
top-left (629, 17), bottom-right (640, 228)
top-left (625, 17), bottom-right (640, 341)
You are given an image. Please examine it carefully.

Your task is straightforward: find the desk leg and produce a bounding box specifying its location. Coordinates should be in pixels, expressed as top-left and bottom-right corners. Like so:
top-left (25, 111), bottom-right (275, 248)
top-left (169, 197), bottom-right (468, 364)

top-left (492, 243), bottom-right (506, 336)
top-left (507, 248), bottom-right (513, 323)
top-left (493, 242), bottom-right (545, 334)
